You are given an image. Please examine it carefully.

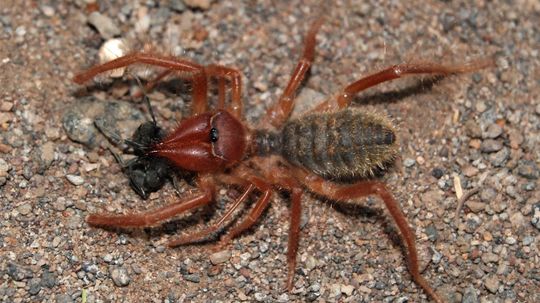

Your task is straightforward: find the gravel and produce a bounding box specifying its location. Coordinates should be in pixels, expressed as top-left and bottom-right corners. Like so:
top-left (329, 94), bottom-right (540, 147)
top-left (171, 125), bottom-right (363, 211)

top-left (1, 0), bottom-right (538, 302)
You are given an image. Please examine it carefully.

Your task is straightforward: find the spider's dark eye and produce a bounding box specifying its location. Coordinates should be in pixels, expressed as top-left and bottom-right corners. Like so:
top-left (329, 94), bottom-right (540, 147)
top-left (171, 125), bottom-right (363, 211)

top-left (210, 127), bottom-right (219, 142)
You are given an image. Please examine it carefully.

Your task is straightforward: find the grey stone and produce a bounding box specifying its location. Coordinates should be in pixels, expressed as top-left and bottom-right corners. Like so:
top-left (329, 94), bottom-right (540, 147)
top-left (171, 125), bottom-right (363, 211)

top-left (484, 123), bottom-right (503, 139)
top-left (110, 266), bottom-right (130, 287)
top-left (41, 269), bottom-right (57, 288)
top-left (465, 120), bottom-right (482, 138)
top-left (28, 277), bottom-right (41, 295)
top-left (56, 294), bottom-right (73, 303)
top-left (517, 160), bottom-right (539, 179)
top-left (183, 273), bottom-right (200, 283)
top-left (168, 0), bottom-right (186, 12)
top-left (489, 148), bottom-right (509, 166)
top-left (462, 286), bottom-right (479, 303)
top-left (7, 262), bottom-right (33, 281)
top-left (403, 158), bottom-right (416, 167)
top-left (480, 139), bottom-right (503, 153)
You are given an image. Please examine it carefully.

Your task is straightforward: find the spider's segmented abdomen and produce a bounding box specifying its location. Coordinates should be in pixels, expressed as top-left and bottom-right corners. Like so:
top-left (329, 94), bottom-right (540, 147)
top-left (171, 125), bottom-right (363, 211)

top-left (279, 109), bottom-right (398, 181)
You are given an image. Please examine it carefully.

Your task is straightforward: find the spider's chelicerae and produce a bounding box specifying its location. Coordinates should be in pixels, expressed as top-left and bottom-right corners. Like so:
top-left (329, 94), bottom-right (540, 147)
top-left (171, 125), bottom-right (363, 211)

top-left (74, 18), bottom-right (491, 302)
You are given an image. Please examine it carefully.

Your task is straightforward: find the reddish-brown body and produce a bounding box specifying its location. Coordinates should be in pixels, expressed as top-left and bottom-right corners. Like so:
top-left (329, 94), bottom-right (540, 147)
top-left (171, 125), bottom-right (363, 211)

top-left (74, 17), bottom-right (491, 303)
top-left (150, 111), bottom-right (247, 172)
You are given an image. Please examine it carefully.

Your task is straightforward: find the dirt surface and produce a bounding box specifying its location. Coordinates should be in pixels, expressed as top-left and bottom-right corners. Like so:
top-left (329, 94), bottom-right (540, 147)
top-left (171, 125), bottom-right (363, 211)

top-left (1, 0), bottom-right (539, 302)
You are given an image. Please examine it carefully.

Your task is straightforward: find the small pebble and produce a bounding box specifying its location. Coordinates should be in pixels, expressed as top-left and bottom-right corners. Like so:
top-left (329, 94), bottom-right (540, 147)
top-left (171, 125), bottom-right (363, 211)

top-left (168, 0), bottom-right (186, 12)
top-left (110, 267), bottom-right (130, 287)
top-left (475, 101), bottom-right (487, 113)
top-left (403, 158), bottom-right (416, 167)
top-left (305, 255), bottom-right (317, 271)
top-left (480, 139), bottom-right (503, 153)
top-left (17, 203), bottom-right (32, 215)
top-left (15, 25), bottom-right (26, 37)
top-left (258, 242), bottom-right (269, 253)
top-left (431, 167), bottom-right (444, 179)
top-left (522, 236), bottom-right (534, 246)
top-left (489, 148), bottom-right (509, 166)
top-left (7, 262), bottom-right (33, 281)
top-left (28, 277), bottom-right (41, 295)
top-left (0, 101), bottom-right (13, 111)
top-left (103, 254), bottom-right (113, 263)
top-left (184, 0), bottom-right (212, 10)
top-left (463, 166), bottom-right (479, 177)
top-left (183, 273), bottom-right (200, 283)
top-left (37, 142), bottom-right (55, 173)
top-left (425, 225), bottom-right (438, 241)
top-left (505, 237), bottom-right (516, 245)
top-left (277, 293), bottom-right (289, 302)
top-left (484, 275), bottom-right (499, 293)
top-left (87, 12), bottom-right (121, 39)
top-left (41, 5), bottom-right (55, 17)
top-left (466, 201), bottom-right (485, 213)
top-left (329, 284), bottom-right (342, 299)
top-left (341, 284), bottom-right (354, 296)
top-left (465, 120), bottom-right (482, 138)
top-left (66, 174), bottom-right (84, 186)
top-left (484, 123), bottom-right (503, 138)
top-left (465, 213), bottom-right (482, 233)
top-left (41, 269), bottom-right (57, 288)
top-left (462, 286), bottom-right (479, 303)
top-left (55, 294), bottom-right (73, 303)
top-left (480, 187), bottom-right (497, 202)
top-left (0, 158), bottom-right (10, 177)
top-left (98, 39), bottom-right (128, 77)
top-left (531, 203), bottom-right (540, 231)
top-left (209, 250), bottom-right (231, 265)
top-left (482, 252), bottom-right (499, 264)
top-left (517, 160), bottom-right (539, 179)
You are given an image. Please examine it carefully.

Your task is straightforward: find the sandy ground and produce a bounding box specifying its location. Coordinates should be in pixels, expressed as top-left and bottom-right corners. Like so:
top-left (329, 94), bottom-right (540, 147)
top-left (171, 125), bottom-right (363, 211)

top-left (1, 0), bottom-right (539, 302)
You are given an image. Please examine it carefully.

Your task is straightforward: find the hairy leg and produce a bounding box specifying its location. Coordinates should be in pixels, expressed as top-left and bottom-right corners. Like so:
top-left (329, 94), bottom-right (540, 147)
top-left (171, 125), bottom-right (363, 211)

top-left (285, 187), bottom-right (303, 291)
top-left (217, 175), bottom-right (273, 247)
top-left (264, 18), bottom-right (324, 128)
top-left (258, 164), bottom-right (305, 291)
top-left (295, 170), bottom-right (444, 303)
top-left (87, 176), bottom-right (215, 228)
top-left (168, 183), bottom-right (255, 247)
top-left (314, 58), bottom-right (494, 113)
top-left (73, 52), bottom-right (210, 114)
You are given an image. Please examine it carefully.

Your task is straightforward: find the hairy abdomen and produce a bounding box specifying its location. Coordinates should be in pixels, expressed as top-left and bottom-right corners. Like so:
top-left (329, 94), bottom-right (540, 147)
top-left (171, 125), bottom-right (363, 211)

top-left (256, 109), bottom-right (398, 181)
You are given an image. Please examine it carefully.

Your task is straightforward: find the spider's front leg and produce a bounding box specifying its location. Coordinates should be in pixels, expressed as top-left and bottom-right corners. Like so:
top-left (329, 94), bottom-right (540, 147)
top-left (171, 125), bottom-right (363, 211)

top-left (294, 169), bottom-right (445, 303)
top-left (74, 52), bottom-right (245, 117)
top-left (86, 176), bottom-right (215, 228)
top-left (73, 52), bottom-right (211, 114)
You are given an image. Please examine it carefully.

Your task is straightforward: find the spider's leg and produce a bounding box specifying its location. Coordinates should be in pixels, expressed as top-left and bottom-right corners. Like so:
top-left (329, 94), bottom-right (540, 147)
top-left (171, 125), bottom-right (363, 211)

top-left (263, 18), bottom-right (324, 128)
top-left (314, 59), bottom-right (493, 113)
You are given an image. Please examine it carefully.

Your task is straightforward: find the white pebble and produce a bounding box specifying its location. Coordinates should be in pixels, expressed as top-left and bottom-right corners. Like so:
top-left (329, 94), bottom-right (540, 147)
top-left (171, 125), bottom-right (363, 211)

top-left (66, 174), bottom-right (84, 186)
top-left (99, 38), bottom-right (128, 78)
